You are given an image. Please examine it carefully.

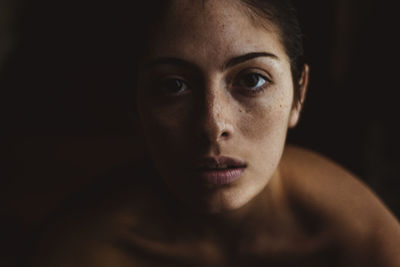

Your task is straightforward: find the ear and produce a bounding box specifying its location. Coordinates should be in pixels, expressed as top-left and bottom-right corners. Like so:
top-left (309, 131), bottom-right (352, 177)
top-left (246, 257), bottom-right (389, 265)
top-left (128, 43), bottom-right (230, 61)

top-left (288, 64), bottom-right (310, 128)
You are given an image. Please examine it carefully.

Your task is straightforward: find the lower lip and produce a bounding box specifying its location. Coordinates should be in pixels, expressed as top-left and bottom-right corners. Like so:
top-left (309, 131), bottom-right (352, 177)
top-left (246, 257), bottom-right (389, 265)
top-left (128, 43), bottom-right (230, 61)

top-left (195, 167), bottom-right (245, 185)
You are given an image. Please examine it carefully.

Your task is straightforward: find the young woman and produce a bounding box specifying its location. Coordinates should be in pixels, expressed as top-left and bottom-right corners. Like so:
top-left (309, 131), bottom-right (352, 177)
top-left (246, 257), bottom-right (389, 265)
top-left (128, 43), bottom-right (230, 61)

top-left (29, 0), bottom-right (400, 266)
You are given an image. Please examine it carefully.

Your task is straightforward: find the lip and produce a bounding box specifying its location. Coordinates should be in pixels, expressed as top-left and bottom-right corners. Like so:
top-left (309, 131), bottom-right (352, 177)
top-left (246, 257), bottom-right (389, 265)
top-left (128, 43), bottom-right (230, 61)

top-left (191, 156), bottom-right (247, 185)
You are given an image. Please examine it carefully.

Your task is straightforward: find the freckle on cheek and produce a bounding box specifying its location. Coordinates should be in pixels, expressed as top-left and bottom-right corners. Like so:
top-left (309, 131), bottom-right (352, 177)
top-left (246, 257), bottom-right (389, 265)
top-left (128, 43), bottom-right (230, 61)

top-left (240, 105), bottom-right (288, 142)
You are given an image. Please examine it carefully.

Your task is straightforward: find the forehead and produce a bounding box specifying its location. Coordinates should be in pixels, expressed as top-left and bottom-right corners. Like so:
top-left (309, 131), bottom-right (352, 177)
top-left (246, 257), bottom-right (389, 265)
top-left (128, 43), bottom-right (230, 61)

top-left (144, 0), bottom-right (288, 66)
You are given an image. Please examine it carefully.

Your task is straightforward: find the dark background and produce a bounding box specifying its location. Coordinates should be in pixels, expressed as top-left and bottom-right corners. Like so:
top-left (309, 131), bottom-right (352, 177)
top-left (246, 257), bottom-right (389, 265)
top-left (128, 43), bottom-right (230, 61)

top-left (2, 0), bottom-right (399, 265)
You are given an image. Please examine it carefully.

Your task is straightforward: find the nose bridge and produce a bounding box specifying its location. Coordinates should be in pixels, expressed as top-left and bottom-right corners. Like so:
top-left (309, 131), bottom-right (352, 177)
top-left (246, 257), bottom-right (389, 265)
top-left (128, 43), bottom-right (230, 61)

top-left (200, 79), bottom-right (233, 141)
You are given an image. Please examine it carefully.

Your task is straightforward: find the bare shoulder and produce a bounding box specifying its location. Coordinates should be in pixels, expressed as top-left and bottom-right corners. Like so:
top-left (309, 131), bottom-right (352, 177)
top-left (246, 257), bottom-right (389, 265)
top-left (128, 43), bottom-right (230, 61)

top-left (280, 145), bottom-right (400, 266)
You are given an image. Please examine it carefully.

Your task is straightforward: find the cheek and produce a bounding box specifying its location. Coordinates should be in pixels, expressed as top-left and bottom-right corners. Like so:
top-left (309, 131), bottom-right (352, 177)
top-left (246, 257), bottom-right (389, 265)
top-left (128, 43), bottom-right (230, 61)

top-left (239, 106), bottom-right (290, 173)
top-left (237, 86), bottom-right (293, 170)
top-left (237, 102), bottom-right (291, 188)
top-left (139, 91), bottom-right (190, 129)
top-left (239, 91), bottom-right (292, 143)
top-left (139, 101), bottom-right (192, 155)
top-left (143, 105), bottom-right (186, 133)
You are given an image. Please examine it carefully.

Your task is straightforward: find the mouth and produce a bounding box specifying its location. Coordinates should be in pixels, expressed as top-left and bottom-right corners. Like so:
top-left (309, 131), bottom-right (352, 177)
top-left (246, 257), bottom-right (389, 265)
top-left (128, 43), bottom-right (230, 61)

top-left (192, 156), bottom-right (247, 185)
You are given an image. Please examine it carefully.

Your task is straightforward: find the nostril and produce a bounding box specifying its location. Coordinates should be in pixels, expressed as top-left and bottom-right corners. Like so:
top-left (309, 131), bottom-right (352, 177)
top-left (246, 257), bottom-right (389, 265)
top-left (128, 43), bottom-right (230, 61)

top-left (221, 131), bottom-right (229, 138)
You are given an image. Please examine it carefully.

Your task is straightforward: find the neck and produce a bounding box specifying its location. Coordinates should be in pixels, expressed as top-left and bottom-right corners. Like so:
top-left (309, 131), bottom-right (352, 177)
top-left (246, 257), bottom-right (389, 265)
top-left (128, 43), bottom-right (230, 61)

top-left (173, 168), bottom-right (287, 242)
top-left (129, 163), bottom-right (291, 246)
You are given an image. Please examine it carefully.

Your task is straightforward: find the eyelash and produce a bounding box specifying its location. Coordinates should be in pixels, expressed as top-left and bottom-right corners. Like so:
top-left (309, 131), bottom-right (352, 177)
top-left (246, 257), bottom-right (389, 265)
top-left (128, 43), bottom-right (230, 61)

top-left (153, 76), bottom-right (189, 96)
top-left (151, 71), bottom-right (272, 97)
top-left (234, 71), bottom-right (272, 95)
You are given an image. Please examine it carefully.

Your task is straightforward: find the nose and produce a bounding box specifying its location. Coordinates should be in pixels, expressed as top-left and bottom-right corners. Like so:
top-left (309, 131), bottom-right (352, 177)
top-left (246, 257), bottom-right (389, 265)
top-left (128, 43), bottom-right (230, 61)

top-left (196, 84), bottom-right (234, 143)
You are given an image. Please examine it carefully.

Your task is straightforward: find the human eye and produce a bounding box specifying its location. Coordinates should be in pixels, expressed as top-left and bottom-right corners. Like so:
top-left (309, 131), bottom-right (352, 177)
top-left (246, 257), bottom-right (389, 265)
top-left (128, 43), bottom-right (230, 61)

top-left (154, 77), bottom-right (189, 96)
top-left (234, 71), bottom-right (272, 95)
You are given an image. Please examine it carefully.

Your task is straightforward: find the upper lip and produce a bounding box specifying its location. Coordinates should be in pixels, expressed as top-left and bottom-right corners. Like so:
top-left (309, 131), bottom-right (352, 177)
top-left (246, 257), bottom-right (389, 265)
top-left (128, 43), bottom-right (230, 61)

top-left (193, 156), bottom-right (247, 170)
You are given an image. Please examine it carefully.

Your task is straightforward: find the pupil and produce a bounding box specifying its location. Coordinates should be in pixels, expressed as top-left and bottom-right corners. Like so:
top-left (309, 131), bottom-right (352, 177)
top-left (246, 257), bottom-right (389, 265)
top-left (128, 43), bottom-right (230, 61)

top-left (166, 79), bottom-right (182, 92)
top-left (244, 74), bottom-right (259, 87)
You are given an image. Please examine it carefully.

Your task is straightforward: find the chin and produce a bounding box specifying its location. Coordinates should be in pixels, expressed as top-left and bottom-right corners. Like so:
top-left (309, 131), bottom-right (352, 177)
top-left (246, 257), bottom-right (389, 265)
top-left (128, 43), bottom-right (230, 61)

top-left (196, 185), bottom-right (264, 214)
top-left (157, 160), bottom-right (273, 214)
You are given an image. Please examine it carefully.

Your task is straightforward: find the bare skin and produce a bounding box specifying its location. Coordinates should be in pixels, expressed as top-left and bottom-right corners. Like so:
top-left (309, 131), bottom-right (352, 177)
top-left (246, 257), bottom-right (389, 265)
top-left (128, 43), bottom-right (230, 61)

top-left (29, 146), bottom-right (400, 267)
top-left (27, 0), bottom-right (400, 266)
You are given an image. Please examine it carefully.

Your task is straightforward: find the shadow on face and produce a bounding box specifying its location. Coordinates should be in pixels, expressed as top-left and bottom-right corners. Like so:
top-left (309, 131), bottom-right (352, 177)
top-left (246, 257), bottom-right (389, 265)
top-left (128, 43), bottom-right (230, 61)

top-left (134, 0), bottom-right (306, 213)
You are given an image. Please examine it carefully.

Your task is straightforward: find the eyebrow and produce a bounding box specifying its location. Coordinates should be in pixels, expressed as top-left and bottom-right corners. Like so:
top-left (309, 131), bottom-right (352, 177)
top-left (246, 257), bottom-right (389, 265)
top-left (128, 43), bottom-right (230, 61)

top-left (223, 52), bottom-right (278, 70)
top-left (145, 52), bottom-right (278, 71)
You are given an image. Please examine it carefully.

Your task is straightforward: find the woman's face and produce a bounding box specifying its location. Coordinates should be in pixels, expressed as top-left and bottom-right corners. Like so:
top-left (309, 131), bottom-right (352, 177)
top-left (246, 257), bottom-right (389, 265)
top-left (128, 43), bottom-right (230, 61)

top-left (136, 0), bottom-right (304, 213)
